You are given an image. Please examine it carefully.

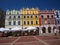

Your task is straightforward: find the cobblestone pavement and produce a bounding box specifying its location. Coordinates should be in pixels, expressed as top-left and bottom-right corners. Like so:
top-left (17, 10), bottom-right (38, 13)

top-left (0, 35), bottom-right (60, 45)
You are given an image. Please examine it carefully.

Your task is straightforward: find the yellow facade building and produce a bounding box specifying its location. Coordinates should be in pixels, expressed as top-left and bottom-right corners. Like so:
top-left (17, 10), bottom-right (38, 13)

top-left (21, 8), bottom-right (40, 28)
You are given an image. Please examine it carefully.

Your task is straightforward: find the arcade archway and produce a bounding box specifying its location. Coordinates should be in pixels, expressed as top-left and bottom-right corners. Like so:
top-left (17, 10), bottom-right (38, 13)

top-left (58, 26), bottom-right (60, 33)
top-left (42, 27), bottom-right (46, 33)
top-left (48, 27), bottom-right (51, 33)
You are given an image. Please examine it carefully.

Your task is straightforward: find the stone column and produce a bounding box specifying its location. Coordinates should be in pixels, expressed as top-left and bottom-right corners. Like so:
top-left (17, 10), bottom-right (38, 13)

top-left (46, 27), bottom-right (48, 33)
top-left (39, 27), bottom-right (42, 35)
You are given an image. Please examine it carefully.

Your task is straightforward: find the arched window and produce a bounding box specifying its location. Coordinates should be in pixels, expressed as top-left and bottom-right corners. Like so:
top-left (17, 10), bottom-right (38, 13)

top-left (9, 16), bottom-right (11, 19)
top-left (18, 21), bottom-right (20, 25)
top-left (47, 15), bottom-right (49, 18)
top-left (35, 16), bottom-right (37, 18)
top-left (51, 15), bottom-right (54, 18)
top-left (41, 15), bottom-right (43, 18)
top-left (18, 16), bottom-right (20, 18)
top-left (27, 16), bottom-right (29, 18)
top-left (13, 21), bottom-right (16, 25)
top-left (31, 15), bottom-right (32, 18)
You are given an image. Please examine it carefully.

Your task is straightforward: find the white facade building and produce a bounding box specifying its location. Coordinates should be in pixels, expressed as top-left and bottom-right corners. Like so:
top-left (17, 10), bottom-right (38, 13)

top-left (5, 9), bottom-right (22, 29)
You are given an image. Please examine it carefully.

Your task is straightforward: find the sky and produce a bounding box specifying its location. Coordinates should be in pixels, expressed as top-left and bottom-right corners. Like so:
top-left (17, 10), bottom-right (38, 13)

top-left (0, 0), bottom-right (60, 11)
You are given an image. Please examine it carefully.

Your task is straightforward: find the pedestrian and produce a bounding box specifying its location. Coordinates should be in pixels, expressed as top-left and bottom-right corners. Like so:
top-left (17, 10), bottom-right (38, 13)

top-left (54, 28), bottom-right (57, 35)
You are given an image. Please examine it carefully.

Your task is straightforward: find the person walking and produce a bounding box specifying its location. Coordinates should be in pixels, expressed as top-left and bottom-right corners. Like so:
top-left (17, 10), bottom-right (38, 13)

top-left (54, 28), bottom-right (57, 35)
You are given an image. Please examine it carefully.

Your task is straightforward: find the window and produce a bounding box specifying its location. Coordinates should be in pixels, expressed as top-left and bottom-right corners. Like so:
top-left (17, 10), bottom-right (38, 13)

top-left (47, 15), bottom-right (49, 18)
top-left (36, 21), bottom-right (38, 24)
top-left (56, 12), bottom-right (58, 16)
top-left (18, 21), bottom-right (20, 25)
top-left (31, 21), bottom-right (33, 24)
top-left (24, 16), bottom-right (26, 18)
top-left (9, 21), bottom-right (11, 25)
top-left (18, 16), bottom-right (20, 18)
top-left (58, 20), bottom-right (59, 24)
top-left (51, 15), bottom-right (54, 18)
top-left (9, 16), bottom-right (11, 19)
top-left (48, 19), bottom-right (50, 24)
top-left (42, 19), bottom-right (44, 24)
top-left (31, 15), bottom-right (32, 18)
top-left (24, 21), bottom-right (26, 25)
top-left (41, 15), bottom-right (43, 18)
top-left (57, 15), bottom-right (59, 18)
top-left (27, 16), bottom-right (29, 18)
top-left (35, 16), bottom-right (37, 18)
top-left (52, 19), bottom-right (54, 24)
top-left (14, 16), bottom-right (16, 19)
top-left (13, 21), bottom-right (16, 25)
top-left (27, 21), bottom-right (29, 25)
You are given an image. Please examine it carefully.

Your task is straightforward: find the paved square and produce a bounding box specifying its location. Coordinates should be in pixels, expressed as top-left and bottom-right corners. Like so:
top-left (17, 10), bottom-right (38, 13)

top-left (0, 35), bottom-right (60, 45)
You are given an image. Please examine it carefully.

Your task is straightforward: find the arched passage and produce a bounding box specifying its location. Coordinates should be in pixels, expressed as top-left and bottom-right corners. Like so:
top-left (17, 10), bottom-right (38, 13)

top-left (48, 27), bottom-right (51, 33)
top-left (58, 26), bottom-right (60, 33)
top-left (53, 26), bottom-right (56, 32)
top-left (42, 27), bottom-right (46, 33)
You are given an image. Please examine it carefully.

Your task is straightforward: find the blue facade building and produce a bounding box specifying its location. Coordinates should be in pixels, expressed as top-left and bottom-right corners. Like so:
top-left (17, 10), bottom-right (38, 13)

top-left (55, 10), bottom-right (60, 25)
top-left (54, 10), bottom-right (60, 33)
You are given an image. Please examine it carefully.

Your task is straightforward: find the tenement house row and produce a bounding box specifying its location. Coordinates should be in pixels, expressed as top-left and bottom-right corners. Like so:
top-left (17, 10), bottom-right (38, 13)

top-left (5, 8), bottom-right (60, 34)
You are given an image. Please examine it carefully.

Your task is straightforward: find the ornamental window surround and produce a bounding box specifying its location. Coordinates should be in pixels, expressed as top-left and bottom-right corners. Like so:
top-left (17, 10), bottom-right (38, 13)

top-left (9, 21), bottom-right (11, 25)
top-left (24, 21), bottom-right (26, 25)
top-left (31, 21), bottom-right (33, 24)
top-left (31, 15), bottom-right (33, 18)
top-left (9, 16), bottom-right (11, 19)
top-left (18, 16), bottom-right (20, 18)
top-left (13, 16), bottom-right (16, 19)
top-left (47, 19), bottom-right (50, 24)
top-left (41, 15), bottom-right (44, 18)
top-left (18, 21), bottom-right (20, 25)
top-left (27, 21), bottom-right (29, 25)
top-left (27, 16), bottom-right (29, 18)
top-left (36, 21), bottom-right (38, 24)
top-left (51, 15), bottom-right (54, 18)
top-left (47, 15), bottom-right (49, 18)
top-left (35, 15), bottom-right (37, 18)
top-left (13, 21), bottom-right (16, 25)
top-left (24, 16), bottom-right (26, 18)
